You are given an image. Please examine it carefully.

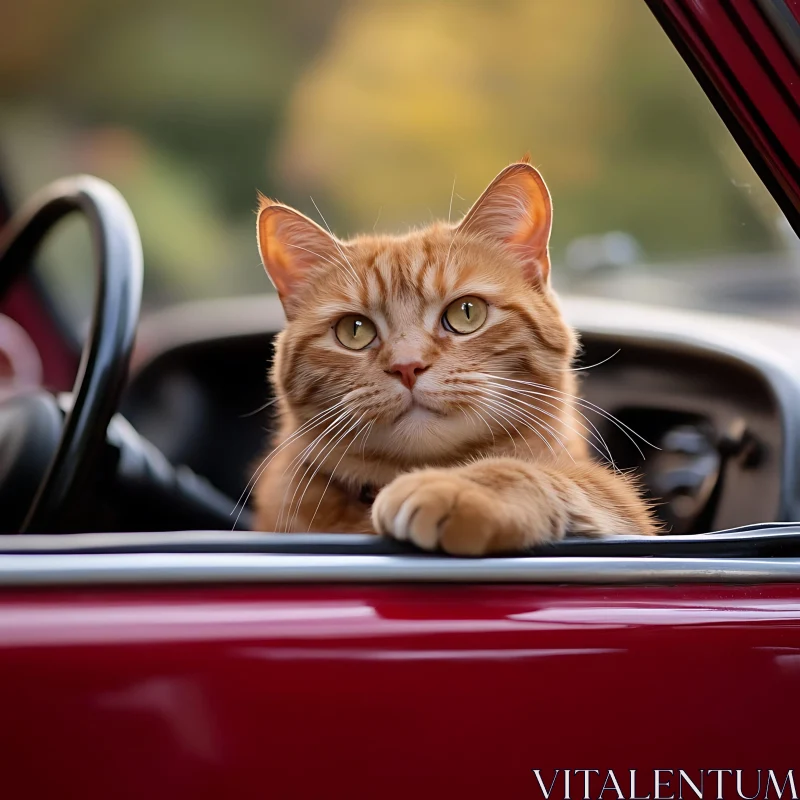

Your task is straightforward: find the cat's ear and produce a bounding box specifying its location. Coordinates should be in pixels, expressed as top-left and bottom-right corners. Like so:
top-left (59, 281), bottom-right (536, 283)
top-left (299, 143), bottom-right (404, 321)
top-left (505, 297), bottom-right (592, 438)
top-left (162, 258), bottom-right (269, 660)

top-left (457, 161), bottom-right (552, 285)
top-left (257, 195), bottom-right (343, 317)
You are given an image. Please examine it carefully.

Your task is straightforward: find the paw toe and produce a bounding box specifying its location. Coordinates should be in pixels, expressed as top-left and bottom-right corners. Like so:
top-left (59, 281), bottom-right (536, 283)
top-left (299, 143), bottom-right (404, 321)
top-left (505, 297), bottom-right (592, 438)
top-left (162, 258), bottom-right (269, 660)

top-left (404, 487), bottom-right (454, 550)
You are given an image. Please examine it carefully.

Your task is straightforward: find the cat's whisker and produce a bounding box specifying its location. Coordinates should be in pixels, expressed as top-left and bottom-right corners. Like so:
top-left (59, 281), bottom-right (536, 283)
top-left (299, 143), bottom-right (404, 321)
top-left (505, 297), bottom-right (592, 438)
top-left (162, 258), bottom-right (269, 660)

top-left (508, 383), bottom-right (649, 460)
top-left (484, 378), bottom-right (616, 464)
top-left (309, 196), bottom-right (360, 282)
top-left (502, 402), bottom-right (576, 464)
top-left (285, 242), bottom-right (348, 272)
top-left (240, 396), bottom-right (280, 418)
top-left (471, 398), bottom-right (518, 457)
top-left (472, 397), bottom-right (539, 460)
top-left (483, 385), bottom-right (611, 467)
top-left (459, 406), bottom-right (479, 433)
top-left (360, 418), bottom-right (375, 465)
top-left (527, 387), bottom-right (615, 465)
top-left (492, 405), bottom-right (538, 460)
top-left (486, 372), bottom-right (658, 456)
top-left (278, 409), bottom-right (355, 511)
top-left (232, 396), bottom-right (350, 527)
top-left (443, 203), bottom-right (489, 273)
top-left (447, 176), bottom-right (456, 225)
top-left (483, 383), bottom-right (617, 467)
top-left (562, 349), bottom-right (621, 373)
top-left (450, 228), bottom-right (490, 265)
top-left (282, 410), bottom-right (351, 482)
top-left (444, 227), bottom-right (484, 272)
top-left (443, 228), bottom-right (458, 273)
top-left (238, 410), bottom-right (352, 531)
top-left (443, 383), bottom-right (566, 459)
top-left (289, 412), bottom-right (363, 532)
top-left (469, 405), bottom-right (496, 448)
top-left (478, 389), bottom-right (562, 446)
top-left (306, 414), bottom-right (369, 531)
top-left (439, 179), bottom-right (461, 283)
top-left (277, 410), bottom-right (354, 532)
top-left (475, 391), bottom-right (563, 460)
top-left (282, 395), bottom-right (374, 529)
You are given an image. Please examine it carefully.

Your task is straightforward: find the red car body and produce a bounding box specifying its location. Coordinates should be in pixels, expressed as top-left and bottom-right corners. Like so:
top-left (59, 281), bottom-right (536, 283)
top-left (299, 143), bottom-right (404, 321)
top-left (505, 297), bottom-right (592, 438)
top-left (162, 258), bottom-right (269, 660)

top-left (2, 584), bottom-right (800, 799)
top-left (1, 2), bottom-right (799, 798)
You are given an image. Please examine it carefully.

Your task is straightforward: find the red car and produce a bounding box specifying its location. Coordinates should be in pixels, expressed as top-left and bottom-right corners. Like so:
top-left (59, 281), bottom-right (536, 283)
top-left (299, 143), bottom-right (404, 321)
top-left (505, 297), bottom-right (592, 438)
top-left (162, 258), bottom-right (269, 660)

top-left (0, 1), bottom-right (799, 798)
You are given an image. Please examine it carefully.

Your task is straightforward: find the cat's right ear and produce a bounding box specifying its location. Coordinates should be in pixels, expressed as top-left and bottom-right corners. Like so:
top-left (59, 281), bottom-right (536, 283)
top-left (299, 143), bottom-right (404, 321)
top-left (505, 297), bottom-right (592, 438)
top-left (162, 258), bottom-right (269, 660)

top-left (256, 195), bottom-right (342, 318)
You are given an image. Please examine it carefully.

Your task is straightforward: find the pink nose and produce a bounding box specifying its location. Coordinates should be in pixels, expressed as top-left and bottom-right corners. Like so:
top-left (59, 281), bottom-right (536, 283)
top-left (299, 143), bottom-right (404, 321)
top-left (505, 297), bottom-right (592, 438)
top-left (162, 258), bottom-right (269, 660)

top-left (386, 361), bottom-right (429, 391)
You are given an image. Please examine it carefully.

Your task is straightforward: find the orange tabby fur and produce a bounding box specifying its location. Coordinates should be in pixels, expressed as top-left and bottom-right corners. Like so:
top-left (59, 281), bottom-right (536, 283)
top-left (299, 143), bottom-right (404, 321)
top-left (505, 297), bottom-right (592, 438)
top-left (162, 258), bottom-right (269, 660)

top-left (253, 161), bottom-right (658, 554)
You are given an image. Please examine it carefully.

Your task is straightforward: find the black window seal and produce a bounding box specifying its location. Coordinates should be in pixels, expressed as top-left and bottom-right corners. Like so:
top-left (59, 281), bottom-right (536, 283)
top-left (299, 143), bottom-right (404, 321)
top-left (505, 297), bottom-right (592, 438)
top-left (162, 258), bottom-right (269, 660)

top-left (1, 522), bottom-right (800, 559)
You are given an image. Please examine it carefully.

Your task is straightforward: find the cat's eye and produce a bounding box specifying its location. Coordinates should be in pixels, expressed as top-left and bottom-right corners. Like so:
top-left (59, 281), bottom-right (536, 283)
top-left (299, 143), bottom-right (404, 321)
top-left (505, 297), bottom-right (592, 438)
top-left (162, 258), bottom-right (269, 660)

top-left (443, 296), bottom-right (488, 335)
top-left (335, 315), bottom-right (377, 350)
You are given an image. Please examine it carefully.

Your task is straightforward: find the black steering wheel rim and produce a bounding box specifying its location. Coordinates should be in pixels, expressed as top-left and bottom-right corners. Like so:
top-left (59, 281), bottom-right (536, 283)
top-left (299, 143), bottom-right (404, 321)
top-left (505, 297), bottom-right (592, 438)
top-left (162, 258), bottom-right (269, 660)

top-left (0, 175), bottom-right (143, 532)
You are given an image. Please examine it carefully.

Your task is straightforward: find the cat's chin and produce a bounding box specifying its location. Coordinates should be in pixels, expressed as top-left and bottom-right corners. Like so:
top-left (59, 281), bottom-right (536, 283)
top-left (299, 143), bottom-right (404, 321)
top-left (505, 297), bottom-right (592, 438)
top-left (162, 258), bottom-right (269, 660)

top-left (393, 400), bottom-right (445, 422)
top-left (370, 404), bottom-right (482, 462)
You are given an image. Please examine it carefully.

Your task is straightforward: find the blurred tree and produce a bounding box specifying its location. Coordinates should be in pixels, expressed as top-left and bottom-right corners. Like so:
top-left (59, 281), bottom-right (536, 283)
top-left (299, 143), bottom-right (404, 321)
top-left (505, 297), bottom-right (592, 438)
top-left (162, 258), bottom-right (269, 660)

top-left (0, 0), bottom-right (343, 304)
top-left (0, 0), bottom-right (786, 311)
top-left (279, 0), bottom-right (779, 258)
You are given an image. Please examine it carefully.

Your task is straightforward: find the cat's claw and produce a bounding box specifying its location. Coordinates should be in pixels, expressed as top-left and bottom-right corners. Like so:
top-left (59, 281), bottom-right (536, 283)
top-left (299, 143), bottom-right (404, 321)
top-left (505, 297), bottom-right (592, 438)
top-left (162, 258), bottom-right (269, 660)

top-left (372, 470), bottom-right (504, 556)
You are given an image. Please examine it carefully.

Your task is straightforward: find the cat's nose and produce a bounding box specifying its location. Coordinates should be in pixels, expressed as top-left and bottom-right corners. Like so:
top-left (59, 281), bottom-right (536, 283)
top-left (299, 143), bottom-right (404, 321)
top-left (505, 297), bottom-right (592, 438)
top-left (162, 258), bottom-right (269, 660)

top-left (386, 361), bottom-right (429, 391)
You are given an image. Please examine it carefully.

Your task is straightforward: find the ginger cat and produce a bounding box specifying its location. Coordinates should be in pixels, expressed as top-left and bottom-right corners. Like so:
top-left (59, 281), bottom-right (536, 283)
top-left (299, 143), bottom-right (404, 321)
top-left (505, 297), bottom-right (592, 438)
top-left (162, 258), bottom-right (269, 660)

top-left (252, 160), bottom-right (658, 554)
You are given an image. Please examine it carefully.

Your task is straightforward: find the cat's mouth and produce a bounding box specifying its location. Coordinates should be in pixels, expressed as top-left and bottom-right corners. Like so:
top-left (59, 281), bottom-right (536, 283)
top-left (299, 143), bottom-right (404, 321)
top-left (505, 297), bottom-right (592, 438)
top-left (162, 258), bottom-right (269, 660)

top-left (393, 397), bottom-right (447, 422)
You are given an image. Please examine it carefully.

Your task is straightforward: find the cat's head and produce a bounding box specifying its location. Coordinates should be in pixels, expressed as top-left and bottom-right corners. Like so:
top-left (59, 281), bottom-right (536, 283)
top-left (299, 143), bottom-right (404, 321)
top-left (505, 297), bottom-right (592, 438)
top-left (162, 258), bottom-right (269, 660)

top-left (257, 161), bottom-right (577, 464)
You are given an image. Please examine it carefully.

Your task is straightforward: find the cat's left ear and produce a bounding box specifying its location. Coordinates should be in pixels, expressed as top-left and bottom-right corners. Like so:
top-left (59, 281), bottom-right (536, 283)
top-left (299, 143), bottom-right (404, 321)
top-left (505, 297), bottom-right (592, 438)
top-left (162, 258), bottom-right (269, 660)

top-left (457, 161), bottom-right (552, 285)
top-left (256, 195), bottom-right (343, 318)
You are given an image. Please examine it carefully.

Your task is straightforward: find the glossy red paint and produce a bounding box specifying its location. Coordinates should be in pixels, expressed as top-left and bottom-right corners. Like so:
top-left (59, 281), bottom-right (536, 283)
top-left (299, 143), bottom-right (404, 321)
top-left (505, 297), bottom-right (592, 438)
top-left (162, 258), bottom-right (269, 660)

top-left (0, 583), bottom-right (799, 799)
top-left (651, 0), bottom-right (800, 225)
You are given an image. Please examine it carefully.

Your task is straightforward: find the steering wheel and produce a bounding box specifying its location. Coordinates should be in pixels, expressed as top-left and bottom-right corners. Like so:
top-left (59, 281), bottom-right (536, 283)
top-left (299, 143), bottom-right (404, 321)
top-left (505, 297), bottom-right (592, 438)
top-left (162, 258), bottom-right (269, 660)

top-left (0, 176), bottom-right (143, 533)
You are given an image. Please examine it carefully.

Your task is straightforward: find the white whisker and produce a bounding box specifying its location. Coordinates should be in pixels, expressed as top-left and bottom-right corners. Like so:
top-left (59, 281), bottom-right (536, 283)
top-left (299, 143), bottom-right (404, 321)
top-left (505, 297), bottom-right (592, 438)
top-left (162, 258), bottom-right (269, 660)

top-left (483, 384), bottom-right (616, 467)
top-left (486, 373), bottom-right (658, 457)
top-left (563, 349), bottom-right (621, 373)
top-left (306, 414), bottom-right (369, 531)
top-left (474, 397), bottom-right (544, 460)
top-left (285, 242), bottom-right (347, 271)
top-left (232, 396), bottom-right (349, 529)
top-left (290, 413), bottom-right (363, 532)
top-left (278, 410), bottom-right (353, 532)
top-left (472, 398), bottom-right (517, 457)
top-left (240, 396), bottom-right (279, 418)
top-left (469, 405), bottom-right (496, 447)
top-left (476, 391), bottom-right (563, 460)
top-left (309, 196), bottom-right (359, 282)
top-left (486, 380), bottom-right (615, 464)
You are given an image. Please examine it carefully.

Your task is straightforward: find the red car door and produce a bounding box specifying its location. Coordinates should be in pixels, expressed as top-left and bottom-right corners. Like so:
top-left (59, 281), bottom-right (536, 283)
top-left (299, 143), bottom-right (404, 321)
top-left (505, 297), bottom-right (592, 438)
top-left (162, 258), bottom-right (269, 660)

top-left (1, 578), bottom-right (799, 798)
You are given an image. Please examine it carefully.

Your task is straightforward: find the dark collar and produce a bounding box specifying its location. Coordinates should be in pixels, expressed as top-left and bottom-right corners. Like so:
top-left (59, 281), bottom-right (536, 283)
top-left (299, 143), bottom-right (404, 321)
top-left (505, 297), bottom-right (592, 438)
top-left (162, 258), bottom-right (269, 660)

top-left (314, 468), bottom-right (379, 507)
top-left (357, 483), bottom-right (378, 506)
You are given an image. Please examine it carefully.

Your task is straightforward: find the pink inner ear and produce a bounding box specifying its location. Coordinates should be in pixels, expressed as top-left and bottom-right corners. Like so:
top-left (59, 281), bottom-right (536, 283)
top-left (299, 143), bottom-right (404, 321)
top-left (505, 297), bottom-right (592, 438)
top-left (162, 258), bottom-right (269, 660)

top-left (508, 180), bottom-right (552, 283)
top-left (257, 204), bottom-right (341, 302)
top-left (257, 208), bottom-right (297, 298)
top-left (458, 163), bottom-right (553, 284)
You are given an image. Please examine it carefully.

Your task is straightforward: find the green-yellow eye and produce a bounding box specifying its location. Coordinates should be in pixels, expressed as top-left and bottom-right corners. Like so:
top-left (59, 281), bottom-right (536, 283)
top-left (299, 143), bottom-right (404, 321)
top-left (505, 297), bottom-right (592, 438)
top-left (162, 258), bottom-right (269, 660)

top-left (443, 296), bottom-right (488, 334)
top-left (335, 315), bottom-right (377, 350)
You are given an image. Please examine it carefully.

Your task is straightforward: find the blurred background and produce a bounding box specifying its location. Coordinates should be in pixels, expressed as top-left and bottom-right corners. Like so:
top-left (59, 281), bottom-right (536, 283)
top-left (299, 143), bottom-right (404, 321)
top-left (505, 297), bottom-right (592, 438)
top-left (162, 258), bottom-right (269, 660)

top-left (1, 0), bottom-right (799, 328)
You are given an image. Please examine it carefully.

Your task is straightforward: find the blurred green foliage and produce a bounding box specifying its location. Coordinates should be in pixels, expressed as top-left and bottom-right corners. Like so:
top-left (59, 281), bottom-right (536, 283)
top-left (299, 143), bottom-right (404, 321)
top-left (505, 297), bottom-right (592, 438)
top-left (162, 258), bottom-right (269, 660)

top-left (0, 0), bottom-right (785, 312)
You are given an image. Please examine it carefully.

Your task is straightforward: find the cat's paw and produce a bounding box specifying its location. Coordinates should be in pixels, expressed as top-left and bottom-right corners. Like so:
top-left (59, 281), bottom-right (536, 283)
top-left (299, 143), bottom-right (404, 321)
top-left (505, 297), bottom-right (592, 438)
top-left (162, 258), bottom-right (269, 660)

top-left (372, 470), bottom-right (508, 556)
